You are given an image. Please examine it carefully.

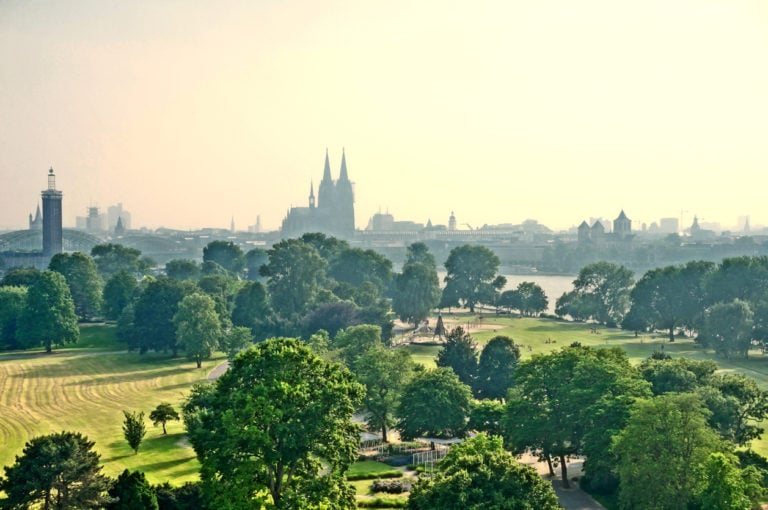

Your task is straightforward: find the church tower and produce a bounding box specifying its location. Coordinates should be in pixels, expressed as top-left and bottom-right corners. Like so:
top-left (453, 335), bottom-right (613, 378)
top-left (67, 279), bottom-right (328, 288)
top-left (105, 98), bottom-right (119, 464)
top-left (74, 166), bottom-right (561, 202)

top-left (334, 149), bottom-right (355, 235)
top-left (42, 167), bottom-right (63, 258)
top-left (317, 149), bottom-right (334, 210)
top-left (309, 181), bottom-right (316, 209)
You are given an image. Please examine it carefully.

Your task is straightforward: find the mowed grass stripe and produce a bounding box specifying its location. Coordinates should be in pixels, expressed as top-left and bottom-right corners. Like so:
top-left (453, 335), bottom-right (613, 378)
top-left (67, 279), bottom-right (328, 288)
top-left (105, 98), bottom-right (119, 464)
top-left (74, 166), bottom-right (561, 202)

top-left (0, 348), bottom-right (220, 485)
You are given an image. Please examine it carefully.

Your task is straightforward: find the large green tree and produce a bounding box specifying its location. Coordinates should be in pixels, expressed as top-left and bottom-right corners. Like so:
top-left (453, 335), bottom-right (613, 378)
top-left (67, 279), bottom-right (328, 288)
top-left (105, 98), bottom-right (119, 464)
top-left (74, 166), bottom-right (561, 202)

top-left (397, 367), bottom-right (473, 440)
top-left (202, 240), bottom-right (245, 275)
top-left (475, 335), bottom-right (520, 400)
top-left (107, 469), bottom-right (159, 510)
top-left (0, 431), bottom-right (112, 509)
top-left (436, 326), bottom-right (478, 388)
top-left (407, 433), bottom-right (561, 510)
top-left (131, 277), bottom-right (189, 354)
top-left (245, 247), bottom-right (268, 281)
top-left (442, 245), bottom-right (503, 312)
top-left (328, 247), bottom-right (392, 299)
top-left (556, 261), bottom-right (633, 326)
top-left (49, 252), bottom-right (103, 320)
top-left (514, 281), bottom-right (549, 316)
top-left (102, 270), bottom-right (137, 321)
top-left (0, 286), bottom-right (27, 350)
top-left (352, 343), bottom-right (416, 443)
top-left (393, 258), bottom-right (440, 327)
top-left (182, 337), bottom-right (364, 509)
top-left (612, 392), bottom-right (725, 509)
top-left (91, 243), bottom-right (150, 279)
top-left (165, 259), bottom-right (200, 281)
top-left (149, 402), bottom-right (181, 435)
top-left (173, 293), bottom-right (222, 368)
top-left (231, 281), bottom-right (274, 340)
top-left (699, 299), bottom-right (754, 359)
top-left (261, 238), bottom-right (327, 319)
top-left (17, 270), bottom-right (79, 352)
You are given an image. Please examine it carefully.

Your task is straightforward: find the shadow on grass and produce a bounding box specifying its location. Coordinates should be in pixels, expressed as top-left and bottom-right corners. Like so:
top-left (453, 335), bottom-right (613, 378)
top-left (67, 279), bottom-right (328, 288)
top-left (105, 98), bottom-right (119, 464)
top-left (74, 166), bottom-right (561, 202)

top-left (101, 453), bottom-right (133, 463)
top-left (137, 455), bottom-right (198, 473)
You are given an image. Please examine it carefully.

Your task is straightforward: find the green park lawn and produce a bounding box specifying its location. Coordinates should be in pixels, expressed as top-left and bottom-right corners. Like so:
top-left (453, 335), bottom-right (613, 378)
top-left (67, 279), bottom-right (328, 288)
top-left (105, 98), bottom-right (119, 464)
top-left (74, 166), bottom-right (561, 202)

top-left (5, 315), bottom-right (768, 491)
top-left (0, 325), bottom-right (221, 485)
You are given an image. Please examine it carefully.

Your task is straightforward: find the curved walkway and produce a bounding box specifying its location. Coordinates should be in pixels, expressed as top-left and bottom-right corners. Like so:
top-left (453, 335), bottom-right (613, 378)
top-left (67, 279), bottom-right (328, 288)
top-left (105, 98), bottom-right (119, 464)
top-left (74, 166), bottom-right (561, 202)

top-left (207, 360), bottom-right (230, 381)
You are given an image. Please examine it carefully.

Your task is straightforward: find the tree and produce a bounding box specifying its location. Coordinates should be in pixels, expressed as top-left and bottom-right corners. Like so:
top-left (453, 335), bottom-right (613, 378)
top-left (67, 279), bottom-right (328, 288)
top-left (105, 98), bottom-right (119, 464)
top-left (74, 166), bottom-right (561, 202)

top-left (397, 367), bottom-right (473, 440)
top-left (565, 261), bottom-right (633, 326)
top-left (131, 277), bottom-right (189, 354)
top-left (505, 346), bottom-right (650, 488)
top-left (515, 281), bottom-right (548, 316)
top-left (220, 326), bottom-right (253, 361)
top-left (699, 299), bottom-right (754, 359)
top-left (202, 240), bottom-right (245, 275)
top-left (261, 238), bottom-right (327, 319)
top-left (173, 293), bottom-right (222, 368)
top-left (107, 469), bottom-right (159, 510)
top-left (612, 393), bottom-right (725, 509)
top-left (304, 301), bottom-right (359, 338)
top-left (182, 337), bottom-right (364, 509)
top-left (407, 433), bottom-right (561, 510)
top-left (475, 335), bottom-right (520, 400)
top-left (700, 373), bottom-right (768, 447)
top-left (442, 245), bottom-right (503, 312)
top-left (352, 343), bottom-right (416, 443)
top-left (91, 243), bottom-right (148, 279)
top-left (17, 270), bottom-right (79, 352)
top-left (468, 399), bottom-right (505, 437)
top-left (333, 324), bottom-right (383, 367)
top-left (699, 453), bottom-right (753, 510)
top-left (392, 260), bottom-right (440, 327)
top-left (328, 247), bottom-right (392, 299)
top-left (245, 248), bottom-right (268, 281)
top-left (149, 403), bottom-right (181, 435)
top-left (49, 252), bottom-right (103, 320)
top-left (436, 326), bottom-right (478, 388)
top-left (0, 266), bottom-right (41, 287)
top-left (0, 431), bottom-right (112, 509)
top-left (123, 411), bottom-right (147, 454)
top-left (102, 270), bottom-right (137, 321)
top-left (0, 286), bottom-right (27, 350)
top-left (165, 259), bottom-right (200, 281)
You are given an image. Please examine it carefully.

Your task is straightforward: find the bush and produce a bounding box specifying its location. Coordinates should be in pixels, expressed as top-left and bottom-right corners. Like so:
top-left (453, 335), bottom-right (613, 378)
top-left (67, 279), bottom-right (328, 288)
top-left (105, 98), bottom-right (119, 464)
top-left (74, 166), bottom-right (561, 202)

top-left (347, 470), bottom-right (402, 481)
top-left (372, 480), bottom-right (411, 494)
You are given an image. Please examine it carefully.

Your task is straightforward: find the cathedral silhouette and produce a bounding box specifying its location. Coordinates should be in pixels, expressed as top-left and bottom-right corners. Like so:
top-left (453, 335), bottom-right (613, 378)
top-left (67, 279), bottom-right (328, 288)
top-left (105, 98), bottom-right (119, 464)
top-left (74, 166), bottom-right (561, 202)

top-left (280, 149), bottom-right (355, 238)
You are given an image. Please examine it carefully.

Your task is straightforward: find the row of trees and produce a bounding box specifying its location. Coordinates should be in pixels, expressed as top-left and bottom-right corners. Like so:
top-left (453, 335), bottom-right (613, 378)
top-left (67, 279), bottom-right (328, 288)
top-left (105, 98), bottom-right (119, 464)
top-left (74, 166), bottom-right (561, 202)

top-left (555, 257), bottom-right (768, 359)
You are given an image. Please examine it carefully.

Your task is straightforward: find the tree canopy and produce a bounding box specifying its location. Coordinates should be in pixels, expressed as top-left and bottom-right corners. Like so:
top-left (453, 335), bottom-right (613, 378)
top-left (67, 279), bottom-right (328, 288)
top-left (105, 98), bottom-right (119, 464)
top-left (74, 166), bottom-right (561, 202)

top-left (174, 293), bottom-right (223, 368)
top-left (442, 245), bottom-right (503, 313)
top-left (49, 252), bottom-right (103, 320)
top-left (556, 261), bottom-right (633, 326)
top-left (202, 240), bottom-right (245, 276)
top-left (182, 337), bottom-right (364, 509)
top-left (17, 270), bottom-right (79, 352)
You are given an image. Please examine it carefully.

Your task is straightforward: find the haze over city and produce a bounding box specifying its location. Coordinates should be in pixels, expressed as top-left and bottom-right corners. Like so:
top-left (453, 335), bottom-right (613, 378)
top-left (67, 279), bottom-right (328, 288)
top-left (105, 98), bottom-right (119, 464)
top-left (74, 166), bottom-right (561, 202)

top-left (2, 1), bottom-right (767, 232)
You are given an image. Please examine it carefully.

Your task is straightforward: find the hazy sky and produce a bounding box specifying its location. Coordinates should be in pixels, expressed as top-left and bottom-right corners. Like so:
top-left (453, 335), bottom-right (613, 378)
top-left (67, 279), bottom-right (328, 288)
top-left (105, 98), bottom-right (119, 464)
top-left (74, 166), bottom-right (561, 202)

top-left (2, 1), bottom-right (767, 232)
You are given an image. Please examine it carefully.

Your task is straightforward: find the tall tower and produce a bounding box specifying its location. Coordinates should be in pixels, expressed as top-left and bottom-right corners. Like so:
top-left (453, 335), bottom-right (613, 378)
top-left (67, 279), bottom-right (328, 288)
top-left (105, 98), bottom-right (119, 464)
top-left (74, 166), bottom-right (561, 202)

top-left (334, 148), bottom-right (355, 235)
top-left (42, 167), bottom-right (63, 258)
top-left (309, 181), bottom-right (316, 209)
top-left (317, 149), bottom-right (334, 210)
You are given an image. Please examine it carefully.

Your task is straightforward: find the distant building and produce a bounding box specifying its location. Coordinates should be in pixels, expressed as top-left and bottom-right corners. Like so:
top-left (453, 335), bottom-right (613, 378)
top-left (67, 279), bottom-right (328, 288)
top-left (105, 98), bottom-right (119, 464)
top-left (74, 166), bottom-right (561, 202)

top-left (613, 210), bottom-right (631, 239)
top-left (42, 168), bottom-right (63, 258)
top-left (114, 216), bottom-right (126, 236)
top-left (86, 207), bottom-right (102, 233)
top-left (448, 211), bottom-right (457, 231)
top-left (659, 217), bottom-right (679, 234)
top-left (280, 149), bottom-right (355, 238)
top-left (28, 204), bottom-right (42, 231)
top-left (107, 203), bottom-right (131, 230)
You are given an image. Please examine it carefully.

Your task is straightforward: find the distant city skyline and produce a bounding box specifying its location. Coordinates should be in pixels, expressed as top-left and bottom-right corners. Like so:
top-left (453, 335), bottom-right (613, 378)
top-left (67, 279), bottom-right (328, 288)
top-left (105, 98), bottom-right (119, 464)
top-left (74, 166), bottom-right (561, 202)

top-left (2, 1), bottom-right (767, 233)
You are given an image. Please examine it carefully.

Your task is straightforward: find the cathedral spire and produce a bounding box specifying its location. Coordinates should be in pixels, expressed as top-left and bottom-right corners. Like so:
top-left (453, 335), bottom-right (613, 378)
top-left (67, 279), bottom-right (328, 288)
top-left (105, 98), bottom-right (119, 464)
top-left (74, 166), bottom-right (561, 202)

top-left (338, 148), bottom-right (349, 181)
top-left (322, 148), bottom-right (332, 182)
top-left (309, 180), bottom-right (316, 208)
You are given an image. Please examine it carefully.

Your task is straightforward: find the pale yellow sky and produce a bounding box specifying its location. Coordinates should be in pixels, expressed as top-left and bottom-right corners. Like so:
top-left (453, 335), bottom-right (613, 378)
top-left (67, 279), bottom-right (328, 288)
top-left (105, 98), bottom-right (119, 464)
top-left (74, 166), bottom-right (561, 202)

top-left (2, 1), bottom-right (767, 232)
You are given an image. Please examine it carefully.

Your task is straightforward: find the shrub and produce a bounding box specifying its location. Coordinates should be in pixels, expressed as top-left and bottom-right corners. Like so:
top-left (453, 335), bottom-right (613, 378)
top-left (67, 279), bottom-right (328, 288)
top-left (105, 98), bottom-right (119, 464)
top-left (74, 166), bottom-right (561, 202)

top-left (357, 498), bottom-right (408, 508)
top-left (372, 480), bottom-right (411, 494)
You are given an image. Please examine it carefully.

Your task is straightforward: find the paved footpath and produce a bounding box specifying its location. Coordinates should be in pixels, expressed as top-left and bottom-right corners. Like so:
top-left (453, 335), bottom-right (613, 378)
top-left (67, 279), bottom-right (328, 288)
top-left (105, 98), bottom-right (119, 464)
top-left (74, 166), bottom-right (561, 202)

top-left (518, 453), bottom-right (605, 510)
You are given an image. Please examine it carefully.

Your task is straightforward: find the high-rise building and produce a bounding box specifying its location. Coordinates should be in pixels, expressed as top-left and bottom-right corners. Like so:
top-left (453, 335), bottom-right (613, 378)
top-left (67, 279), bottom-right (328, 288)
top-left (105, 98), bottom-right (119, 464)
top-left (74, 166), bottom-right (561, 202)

top-left (42, 168), bottom-right (63, 258)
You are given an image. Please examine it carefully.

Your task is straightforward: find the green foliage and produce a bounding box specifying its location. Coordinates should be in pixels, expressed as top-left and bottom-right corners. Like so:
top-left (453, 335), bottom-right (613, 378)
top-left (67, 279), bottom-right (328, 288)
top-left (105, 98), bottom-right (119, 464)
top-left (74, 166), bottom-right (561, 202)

top-left (262, 238), bottom-right (328, 319)
top-left (334, 324), bottom-right (383, 367)
top-left (220, 326), bottom-right (253, 361)
top-left (102, 270), bottom-right (138, 321)
top-left (0, 286), bottom-right (27, 350)
top-left (699, 299), bottom-right (754, 359)
top-left (442, 244), bottom-right (502, 312)
top-left (131, 277), bottom-right (189, 354)
top-left (202, 240), bottom-right (245, 276)
top-left (328, 247), bottom-right (392, 299)
top-left (231, 281), bottom-right (274, 340)
top-left (49, 252), bottom-right (104, 320)
top-left (0, 431), bottom-right (112, 509)
top-left (699, 453), bottom-right (752, 510)
top-left (17, 270), bottom-right (79, 352)
top-left (182, 337), bottom-right (364, 509)
top-left (397, 367), bottom-right (472, 440)
top-left (436, 326), bottom-right (478, 388)
top-left (557, 261), bottom-right (634, 326)
top-left (245, 248), bottom-right (268, 281)
top-left (164, 259), bottom-right (200, 281)
top-left (353, 343), bottom-right (417, 442)
top-left (468, 399), bottom-right (505, 436)
top-left (0, 266), bottom-right (41, 287)
top-left (407, 433), bottom-right (561, 510)
top-left (149, 403), bottom-right (180, 435)
top-left (173, 293), bottom-right (222, 368)
top-left (501, 281), bottom-right (549, 316)
top-left (305, 301), bottom-right (360, 338)
top-left (612, 393), bottom-right (725, 509)
top-left (123, 410), bottom-right (147, 454)
top-left (393, 257), bottom-right (440, 327)
top-left (91, 243), bottom-right (147, 279)
top-left (107, 469), bottom-right (159, 510)
top-left (475, 335), bottom-right (520, 399)
top-left (153, 481), bottom-right (206, 510)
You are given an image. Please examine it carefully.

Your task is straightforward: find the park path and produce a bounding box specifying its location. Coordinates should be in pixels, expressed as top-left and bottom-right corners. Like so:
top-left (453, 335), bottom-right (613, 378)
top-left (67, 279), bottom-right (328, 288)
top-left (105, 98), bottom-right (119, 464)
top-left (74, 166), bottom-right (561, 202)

top-left (208, 360), bottom-right (229, 380)
top-left (518, 453), bottom-right (605, 510)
